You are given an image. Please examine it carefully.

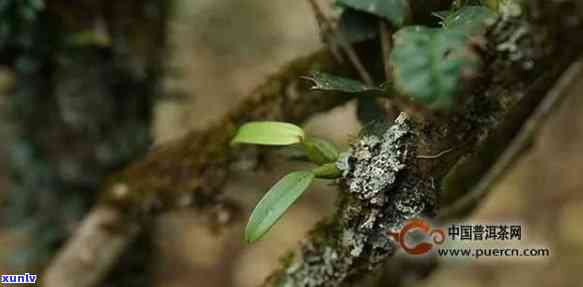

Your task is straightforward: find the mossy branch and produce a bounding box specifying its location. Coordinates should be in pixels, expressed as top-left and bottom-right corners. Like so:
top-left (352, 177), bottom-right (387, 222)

top-left (99, 50), bottom-right (359, 217)
top-left (43, 48), bottom-right (358, 287)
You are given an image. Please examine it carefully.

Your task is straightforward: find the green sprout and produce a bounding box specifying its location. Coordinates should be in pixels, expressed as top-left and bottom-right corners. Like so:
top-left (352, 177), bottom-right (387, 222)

top-left (231, 121), bottom-right (342, 243)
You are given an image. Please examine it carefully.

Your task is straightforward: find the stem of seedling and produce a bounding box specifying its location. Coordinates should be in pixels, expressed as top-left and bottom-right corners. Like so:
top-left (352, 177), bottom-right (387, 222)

top-left (312, 163), bottom-right (342, 179)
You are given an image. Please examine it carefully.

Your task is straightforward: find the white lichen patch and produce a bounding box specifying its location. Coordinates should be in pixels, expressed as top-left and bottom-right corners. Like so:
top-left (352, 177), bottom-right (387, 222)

top-left (341, 229), bottom-right (367, 257)
top-left (393, 189), bottom-right (426, 218)
top-left (336, 152), bottom-right (352, 177)
top-left (284, 244), bottom-right (349, 287)
top-left (360, 208), bottom-right (379, 229)
top-left (499, 0), bottom-right (522, 18)
top-left (490, 5), bottom-right (535, 71)
top-left (338, 113), bottom-right (413, 206)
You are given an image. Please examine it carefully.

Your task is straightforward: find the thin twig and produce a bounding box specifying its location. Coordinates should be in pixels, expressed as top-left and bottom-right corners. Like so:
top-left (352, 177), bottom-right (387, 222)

top-left (417, 148), bottom-right (453, 159)
top-left (438, 59), bottom-right (583, 221)
top-left (335, 31), bottom-right (375, 85)
top-left (379, 20), bottom-right (393, 83)
top-left (378, 20), bottom-right (403, 119)
top-left (305, 0), bottom-right (344, 63)
top-left (306, 0), bottom-right (375, 86)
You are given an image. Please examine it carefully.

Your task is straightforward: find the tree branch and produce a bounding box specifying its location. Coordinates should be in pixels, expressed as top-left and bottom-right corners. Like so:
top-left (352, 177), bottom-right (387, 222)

top-left (43, 49), bottom-right (357, 287)
top-left (438, 58), bottom-right (583, 221)
top-left (260, 1), bottom-right (583, 286)
top-left (43, 206), bottom-right (140, 287)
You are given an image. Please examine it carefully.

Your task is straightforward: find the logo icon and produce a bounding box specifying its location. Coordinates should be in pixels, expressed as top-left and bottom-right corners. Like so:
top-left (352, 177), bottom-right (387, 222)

top-left (387, 218), bottom-right (445, 255)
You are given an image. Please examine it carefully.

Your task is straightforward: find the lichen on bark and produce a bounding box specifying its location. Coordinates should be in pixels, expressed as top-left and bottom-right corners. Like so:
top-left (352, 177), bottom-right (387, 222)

top-left (271, 114), bottom-right (438, 287)
top-left (263, 2), bottom-right (583, 286)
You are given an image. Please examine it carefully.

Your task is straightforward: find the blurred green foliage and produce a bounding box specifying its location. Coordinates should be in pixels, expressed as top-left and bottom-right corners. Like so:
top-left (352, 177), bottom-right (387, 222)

top-left (390, 26), bottom-right (480, 109)
top-left (336, 0), bottom-right (410, 26)
top-left (0, 0), bottom-right (44, 50)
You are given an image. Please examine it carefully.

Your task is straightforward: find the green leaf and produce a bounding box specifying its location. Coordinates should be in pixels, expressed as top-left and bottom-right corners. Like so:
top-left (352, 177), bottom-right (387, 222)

top-left (441, 6), bottom-right (496, 35)
top-left (304, 72), bottom-right (383, 94)
top-left (302, 136), bottom-right (339, 165)
top-left (231, 121), bottom-right (305, 146)
top-left (245, 171), bottom-right (315, 243)
top-left (391, 26), bottom-right (480, 109)
top-left (336, 0), bottom-right (410, 27)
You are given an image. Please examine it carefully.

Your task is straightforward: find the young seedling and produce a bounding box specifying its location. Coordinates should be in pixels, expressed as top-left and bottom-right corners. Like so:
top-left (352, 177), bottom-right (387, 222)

top-left (231, 121), bottom-right (342, 243)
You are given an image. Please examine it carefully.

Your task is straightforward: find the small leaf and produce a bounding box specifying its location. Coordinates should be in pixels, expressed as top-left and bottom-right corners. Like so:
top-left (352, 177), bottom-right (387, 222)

top-left (441, 6), bottom-right (496, 34)
top-left (338, 9), bottom-right (379, 44)
top-left (231, 122), bottom-right (304, 146)
top-left (336, 0), bottom-right (410, 27)
top-left (304, 72), bottom-right (383, 94)
top-left (245, 171), bottom-right (315, 243)
top-left (302, 136), bottom-right (339, 165)
top-left (391, 26), bottom-right (480, 109)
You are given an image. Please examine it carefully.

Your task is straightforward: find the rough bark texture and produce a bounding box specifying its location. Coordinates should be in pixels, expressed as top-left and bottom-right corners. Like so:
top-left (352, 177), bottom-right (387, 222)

top-left (268, 114), bottom-right (433, 287)
top-left (261, 1), bottom-right (583, 286)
